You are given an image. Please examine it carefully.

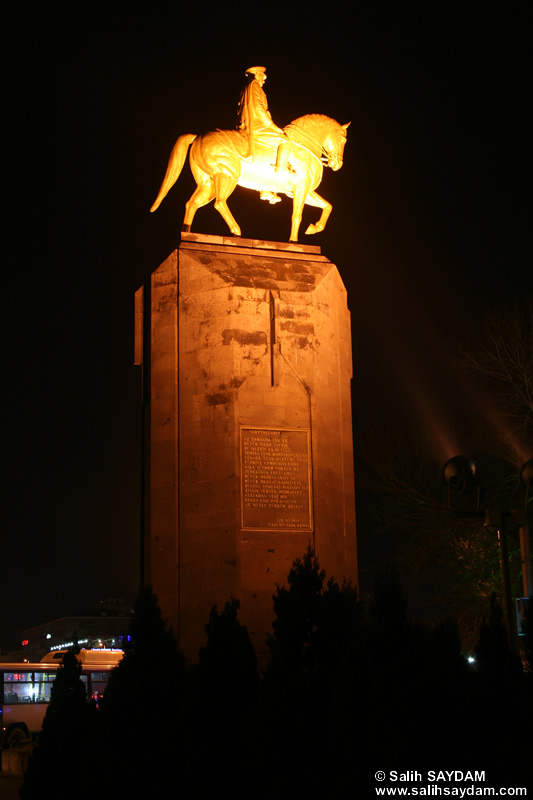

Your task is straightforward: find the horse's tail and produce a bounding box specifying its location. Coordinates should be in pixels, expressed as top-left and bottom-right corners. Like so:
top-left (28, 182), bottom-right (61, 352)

top-left (150, 133), bottom-right (197, 212)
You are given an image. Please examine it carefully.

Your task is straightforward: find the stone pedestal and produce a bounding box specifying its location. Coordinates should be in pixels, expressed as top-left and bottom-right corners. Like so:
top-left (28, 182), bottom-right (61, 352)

top-left (136, 233), bottom-right (357, 661)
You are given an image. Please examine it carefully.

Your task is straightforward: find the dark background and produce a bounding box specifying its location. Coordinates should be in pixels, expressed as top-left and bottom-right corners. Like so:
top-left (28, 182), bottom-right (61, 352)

top-left (2, 1), bottom-right (531, 652)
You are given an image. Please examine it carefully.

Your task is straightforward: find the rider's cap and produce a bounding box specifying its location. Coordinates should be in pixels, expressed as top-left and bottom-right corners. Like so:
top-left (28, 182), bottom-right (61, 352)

top-left (245, 66), bottom-right (266, 76)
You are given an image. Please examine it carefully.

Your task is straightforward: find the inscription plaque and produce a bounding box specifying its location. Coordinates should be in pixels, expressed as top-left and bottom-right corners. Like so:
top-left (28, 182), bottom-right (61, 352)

top-left (241, 426), bottom-right (312, 531)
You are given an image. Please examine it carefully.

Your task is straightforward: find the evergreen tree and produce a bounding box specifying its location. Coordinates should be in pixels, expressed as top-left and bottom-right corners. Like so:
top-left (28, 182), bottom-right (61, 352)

top-left (266, 546), bottom-right (360, 688)
top-left (185, 599), bottom-right (259, 798)
top-left (20, 647), bottom-right (91, 799)
top-left (262, 546), bottom-right (360, 798)
top-left (194, 597), bottom-right (258, 717)
top-left (267, 546), bottom-right (327, 679)
top-left (98, 584), bottom-right (185, 794)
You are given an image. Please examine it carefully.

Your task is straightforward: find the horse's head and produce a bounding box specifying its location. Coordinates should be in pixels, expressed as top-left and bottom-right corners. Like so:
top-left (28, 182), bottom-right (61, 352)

top-left (325, 121), bottom-right (350, 171)
top-left (287, 115), bottom-right (350, 171)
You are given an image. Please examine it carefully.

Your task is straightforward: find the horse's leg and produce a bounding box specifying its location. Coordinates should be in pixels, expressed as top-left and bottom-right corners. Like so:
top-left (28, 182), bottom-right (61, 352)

top-left (304, 190), bottom-right (332, 235)
top-left (289, 181), bottom-right (309, 242)
top-left (183, 178), bottom-right (215, 231)
top-left (213, 173), bottom-right (241, 236)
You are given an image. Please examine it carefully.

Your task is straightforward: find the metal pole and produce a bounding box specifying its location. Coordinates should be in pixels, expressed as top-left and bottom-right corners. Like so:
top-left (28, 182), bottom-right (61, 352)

top-left (497, 516), bottom-right (516, 653)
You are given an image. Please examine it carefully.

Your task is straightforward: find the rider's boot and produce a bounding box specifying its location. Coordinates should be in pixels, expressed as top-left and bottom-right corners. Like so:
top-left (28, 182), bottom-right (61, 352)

top-left (274, 142), bottom-right (291, 173)
top-left (260, 191), bottom-right (282, 204)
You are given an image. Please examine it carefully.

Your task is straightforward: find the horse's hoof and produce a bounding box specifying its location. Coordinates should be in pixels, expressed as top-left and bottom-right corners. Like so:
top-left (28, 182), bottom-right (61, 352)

top-left (182, 224), bottom-right (191, 232)
top-left (305, 224), bottom-right (318, 235)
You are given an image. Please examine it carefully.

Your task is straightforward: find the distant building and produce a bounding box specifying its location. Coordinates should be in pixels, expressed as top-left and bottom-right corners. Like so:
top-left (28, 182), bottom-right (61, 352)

top-left (21, 599), bottom-right (132, 662)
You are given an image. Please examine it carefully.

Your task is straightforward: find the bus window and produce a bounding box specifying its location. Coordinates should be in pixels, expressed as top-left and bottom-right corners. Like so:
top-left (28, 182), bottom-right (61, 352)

top-left (89, 672), bottom-right (109, 697)
top-left (33, 672), bottom-right (55, 703)
top-left (4, 672), bottom-right (33, 704)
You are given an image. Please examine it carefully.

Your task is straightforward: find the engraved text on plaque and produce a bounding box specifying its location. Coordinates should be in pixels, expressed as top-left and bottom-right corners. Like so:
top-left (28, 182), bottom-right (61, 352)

top-left (241, 427), bottom-right (312, 530)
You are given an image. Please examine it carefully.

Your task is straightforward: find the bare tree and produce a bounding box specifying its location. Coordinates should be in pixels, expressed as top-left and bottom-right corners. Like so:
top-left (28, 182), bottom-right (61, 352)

top-left (460, 297), bottom-right (532, 436)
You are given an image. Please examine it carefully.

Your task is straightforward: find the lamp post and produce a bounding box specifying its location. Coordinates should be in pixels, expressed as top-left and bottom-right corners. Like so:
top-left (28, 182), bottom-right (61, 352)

top-left (519, 458), bottom-right (532, 598)
top-left (483, 507), bottom-right (514, 651)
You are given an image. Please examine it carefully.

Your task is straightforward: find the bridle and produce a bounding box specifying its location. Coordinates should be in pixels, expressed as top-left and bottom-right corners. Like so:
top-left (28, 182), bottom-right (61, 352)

top-left (284, 122), bottom-right (345, 168)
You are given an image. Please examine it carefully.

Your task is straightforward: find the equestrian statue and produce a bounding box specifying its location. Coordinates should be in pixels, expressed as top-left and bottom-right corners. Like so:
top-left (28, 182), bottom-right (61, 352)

top-left (150, 66), bottom-right (350, 243)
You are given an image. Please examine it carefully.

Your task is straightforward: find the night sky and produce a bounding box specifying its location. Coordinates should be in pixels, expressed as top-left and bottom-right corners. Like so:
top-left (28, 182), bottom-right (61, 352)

top-left (3, 2), bottom-right (531, 652)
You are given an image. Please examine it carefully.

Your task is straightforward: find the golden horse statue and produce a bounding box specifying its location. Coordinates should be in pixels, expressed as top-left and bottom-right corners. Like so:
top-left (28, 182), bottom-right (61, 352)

top-left (150, 114), bottom-right (349, 242)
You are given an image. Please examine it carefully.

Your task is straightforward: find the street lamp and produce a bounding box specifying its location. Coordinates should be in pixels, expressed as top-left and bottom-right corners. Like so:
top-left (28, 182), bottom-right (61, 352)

top-left (442, 455), bottom-right (478, 495)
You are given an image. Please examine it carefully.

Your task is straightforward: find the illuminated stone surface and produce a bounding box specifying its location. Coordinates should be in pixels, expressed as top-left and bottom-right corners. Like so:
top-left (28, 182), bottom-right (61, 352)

top-left (138, 233), bottom-right (357, 661)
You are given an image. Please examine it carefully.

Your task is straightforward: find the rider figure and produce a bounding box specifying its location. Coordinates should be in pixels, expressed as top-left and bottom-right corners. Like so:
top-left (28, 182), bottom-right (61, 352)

top-left (236, 66), bottom-right (289, 202)
top-left (236, 66), bottom-right (284, 158)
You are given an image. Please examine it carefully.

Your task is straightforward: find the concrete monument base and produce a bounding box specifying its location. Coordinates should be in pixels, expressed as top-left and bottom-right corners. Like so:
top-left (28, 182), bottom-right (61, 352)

top-left (135, 233), bottom-right (357, 661)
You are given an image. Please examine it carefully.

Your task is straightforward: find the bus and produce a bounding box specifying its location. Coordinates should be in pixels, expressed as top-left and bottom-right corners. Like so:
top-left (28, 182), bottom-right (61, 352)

top-left (0, 649), bottom-right (123, 748)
